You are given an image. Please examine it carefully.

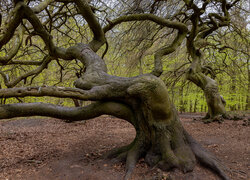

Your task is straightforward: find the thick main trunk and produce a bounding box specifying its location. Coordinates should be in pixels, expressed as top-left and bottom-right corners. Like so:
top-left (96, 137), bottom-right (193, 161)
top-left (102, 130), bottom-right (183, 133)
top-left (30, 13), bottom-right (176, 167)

top-left (123, 79), bottom-right (196, 176)
top-left (143, 110), bottom-right (196, 173)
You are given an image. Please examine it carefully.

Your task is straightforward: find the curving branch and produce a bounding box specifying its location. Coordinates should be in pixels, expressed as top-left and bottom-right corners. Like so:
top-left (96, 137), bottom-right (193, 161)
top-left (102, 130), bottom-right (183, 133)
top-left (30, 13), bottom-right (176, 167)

top-left (66, 43), bottom-right (107, 74)
top-left (0, 3), bottom-right (24, 49)
top-left (4, 59), bottom-right (44, 66)
top-left (1, 0), bottom-right (106, 62)
top-left (73, 0), bottom-right (106, 52)
top-left (103, 14), bottom-right (188, 33)
top-left (22, 3), bottom-right (72, 60)
top-left (0, 86), bottom-right (92, 100)
top-left (0, 101), bottom-right (134, 123)
top-left (152, 30), bottom-right (187, 77)
top-left (0, 26), bottom-right (24, 64)
top-left (32, 0), bottom-right (54, 13)
top-left (0, 56), bottom-right (53, 88)
top-left (1, 1), bottom-right (73, 60)
top-left (0, 84), bottom-right (124, 101)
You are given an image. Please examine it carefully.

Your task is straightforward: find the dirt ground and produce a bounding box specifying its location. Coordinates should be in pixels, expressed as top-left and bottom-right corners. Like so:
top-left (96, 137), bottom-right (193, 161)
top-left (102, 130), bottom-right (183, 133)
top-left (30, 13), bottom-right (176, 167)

top-left (0, 113), bottom-right (249, 180)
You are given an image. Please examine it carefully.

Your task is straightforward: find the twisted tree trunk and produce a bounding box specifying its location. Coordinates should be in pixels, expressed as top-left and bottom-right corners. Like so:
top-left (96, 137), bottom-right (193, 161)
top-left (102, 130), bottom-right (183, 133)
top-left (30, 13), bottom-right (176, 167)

top-left (186, 54), bottom-right (228, 122)
top-left (187, 70), bottom-right (228, 120)
top-left (0, 44), bottom-right (230, 180)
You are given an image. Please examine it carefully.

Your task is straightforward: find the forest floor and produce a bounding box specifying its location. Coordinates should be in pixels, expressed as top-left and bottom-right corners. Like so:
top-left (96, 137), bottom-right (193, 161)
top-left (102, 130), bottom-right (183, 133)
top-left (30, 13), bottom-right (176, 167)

top-left (0, 112), bottom-right (249, 180)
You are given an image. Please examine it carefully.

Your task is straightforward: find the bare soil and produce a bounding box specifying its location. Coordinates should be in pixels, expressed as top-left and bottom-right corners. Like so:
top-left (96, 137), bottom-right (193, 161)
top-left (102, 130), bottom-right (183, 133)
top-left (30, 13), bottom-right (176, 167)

top-left (0, 113), bottom-right (249, 180)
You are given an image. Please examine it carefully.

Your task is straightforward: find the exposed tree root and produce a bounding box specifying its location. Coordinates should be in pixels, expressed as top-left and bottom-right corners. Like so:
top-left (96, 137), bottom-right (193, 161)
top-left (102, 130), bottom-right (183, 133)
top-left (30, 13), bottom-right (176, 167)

top-left (104, 140), bottom-right (136, 164)
top-left (202, 113), bottom-right (211, 120)
top-left (203, 115), bottom-right (226, 123)
top-left (243, 118), bottom-right (250, 126)
top-left (184, 130), bottom-right (231, 180)
top-left (104, 127), bottom-right (231, 180)
top-left (104, 135), bottom-right (148, 180)
top-left (124, 138), bottom-right (146, 180)
top-left (202, 113), bottom-right (243, 124)
top-left (105, 142), bottom-right (134, 160)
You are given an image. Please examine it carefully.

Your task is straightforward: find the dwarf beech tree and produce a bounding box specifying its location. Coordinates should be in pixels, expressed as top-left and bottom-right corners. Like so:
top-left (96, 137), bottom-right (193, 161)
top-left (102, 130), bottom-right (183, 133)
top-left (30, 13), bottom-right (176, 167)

top-left (0, 0), bottom-right (241, 179)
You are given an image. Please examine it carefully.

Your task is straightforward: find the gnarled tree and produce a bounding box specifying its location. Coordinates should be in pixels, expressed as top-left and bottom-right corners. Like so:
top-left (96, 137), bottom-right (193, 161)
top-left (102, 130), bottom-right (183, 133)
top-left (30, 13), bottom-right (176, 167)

top-left (183, 0), bottom-right (237, 121)
top-left (0, 0), bottom-right (239, 179)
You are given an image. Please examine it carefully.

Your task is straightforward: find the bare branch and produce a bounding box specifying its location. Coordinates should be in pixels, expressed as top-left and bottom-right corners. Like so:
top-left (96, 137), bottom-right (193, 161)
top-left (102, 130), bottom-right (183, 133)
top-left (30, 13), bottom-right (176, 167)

top-left (0, 85), bottom-right (113, 101)
top-left (22, 3), bottom-right (72, 59)
top-left (0, 26), bottom-right (23, 64)
top-left (32, 0), bottom-right (54, 13)
top-left (0, 3), bottom-right (24, 49)
top-left (73, 0), bottom-right (106, 52)
top-left (152, 30), bottom-right (187, 76)
top-left (104, 14), bottom-right (188, 33)
top-left (1, 56), bottom-right (53, 88)
top-left (0, 101), bottom-right (134, 123)
top-left (4, 60), bottom-right (44, 66)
